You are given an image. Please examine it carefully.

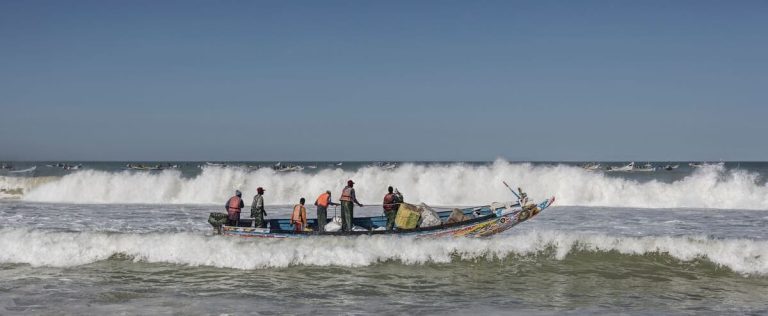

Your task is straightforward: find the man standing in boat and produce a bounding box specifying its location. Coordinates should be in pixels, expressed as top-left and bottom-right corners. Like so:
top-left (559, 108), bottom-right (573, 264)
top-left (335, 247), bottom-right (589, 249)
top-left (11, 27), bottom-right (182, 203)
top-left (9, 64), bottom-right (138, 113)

top-left (290, 198), bottom-right (308, 232)
top-left (250, 187), bottom-right (267, 228)
top-left (382, 186), bottom-right (402, 230)
top-left (339, 180), bottom-right (364, 231)
top-left (225, 190), bottom-right (244, 226)
top-left (314, 190), bottom-right (339, 232)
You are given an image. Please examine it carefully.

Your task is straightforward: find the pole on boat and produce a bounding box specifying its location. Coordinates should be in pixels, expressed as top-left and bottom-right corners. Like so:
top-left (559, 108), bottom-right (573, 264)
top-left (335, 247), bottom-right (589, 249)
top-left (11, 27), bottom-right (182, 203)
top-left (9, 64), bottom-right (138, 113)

top-left (503, 181), bottom-right (529, 206)
top-left (502, 181), bottom-right (521, 199)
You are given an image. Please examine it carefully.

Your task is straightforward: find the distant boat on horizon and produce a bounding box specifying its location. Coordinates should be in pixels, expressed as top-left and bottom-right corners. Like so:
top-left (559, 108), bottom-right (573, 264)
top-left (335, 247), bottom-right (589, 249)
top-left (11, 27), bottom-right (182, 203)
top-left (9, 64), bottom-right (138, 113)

top-left (8, 166), bottom-right (36, 173)
top-left (606, 162), bottom-right (655, 172)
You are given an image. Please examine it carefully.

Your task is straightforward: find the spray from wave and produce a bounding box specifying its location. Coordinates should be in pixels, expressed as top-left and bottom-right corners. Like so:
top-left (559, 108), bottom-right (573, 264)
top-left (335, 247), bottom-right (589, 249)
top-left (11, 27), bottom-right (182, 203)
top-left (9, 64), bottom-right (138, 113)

top-left (0, 228), bottom-right (765, 275)
top-left (0, 176), bottom-right (58, 199)
top-left (3, 160), bottom-right (767, 209)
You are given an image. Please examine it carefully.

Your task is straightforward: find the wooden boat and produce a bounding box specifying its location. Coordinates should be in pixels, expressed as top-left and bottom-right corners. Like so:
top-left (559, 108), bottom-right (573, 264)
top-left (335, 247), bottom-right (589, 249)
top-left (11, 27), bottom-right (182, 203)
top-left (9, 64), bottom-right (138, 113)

top-left (664, 164), bottom-right (679, 171)
top-left (606, 162), bottom-right (655, 172)
top-left (209, 196), bottom-right (555, 238)
top-left (581, 162), bottom-right (602, 171)
top-left (8, 166), bottom-right (36, 173)
top-left (368, 162), bottom-right (398, 170)
top-left (272, 162), bottom-right (304, 172)
top-left (607, 162), bottom-right (635, 172)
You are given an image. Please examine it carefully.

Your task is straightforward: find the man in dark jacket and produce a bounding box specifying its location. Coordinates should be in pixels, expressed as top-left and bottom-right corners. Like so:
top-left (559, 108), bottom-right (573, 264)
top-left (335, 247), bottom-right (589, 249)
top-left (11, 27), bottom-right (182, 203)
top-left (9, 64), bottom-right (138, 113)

top-left (251, 187), bottom-right (267, 228)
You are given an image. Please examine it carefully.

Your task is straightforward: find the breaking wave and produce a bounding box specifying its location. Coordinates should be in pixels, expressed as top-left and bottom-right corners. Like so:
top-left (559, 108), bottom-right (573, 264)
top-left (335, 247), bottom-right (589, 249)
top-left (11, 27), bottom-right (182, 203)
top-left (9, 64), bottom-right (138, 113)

top-left (0, 228), bottom-right (765, 275)
top-left (3, 160), bottom-right (768, 209)
top-left (0, 176), bottom-right (57, 200)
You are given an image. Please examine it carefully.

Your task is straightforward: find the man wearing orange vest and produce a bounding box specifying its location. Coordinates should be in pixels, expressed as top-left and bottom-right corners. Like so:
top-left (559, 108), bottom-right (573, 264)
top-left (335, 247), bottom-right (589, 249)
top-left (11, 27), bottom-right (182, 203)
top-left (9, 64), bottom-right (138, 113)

top-left (290, 197), bottom-right (308, 232)
top-left (339, 180), bottom-right (364, 231)
top-left (314, 190), bottom-right (340, 232)
top-left (225, 190), bottom-right (244, 226)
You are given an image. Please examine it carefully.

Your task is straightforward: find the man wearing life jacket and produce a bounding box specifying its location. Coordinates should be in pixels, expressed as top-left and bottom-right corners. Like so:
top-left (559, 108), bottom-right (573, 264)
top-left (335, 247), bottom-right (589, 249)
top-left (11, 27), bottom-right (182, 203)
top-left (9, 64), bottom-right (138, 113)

top-left (250, 187), bottom-right (268, 228)
top-left (314, 190), bottom-right (340, 232)
top-left (339, 180), bottom-right (364, 231)
top-left (382, 186), bottom-right (401, 230)
top-left (290, 198), bottom-right (308, 232)
top-left (225, 190), bottom-right (244, 226)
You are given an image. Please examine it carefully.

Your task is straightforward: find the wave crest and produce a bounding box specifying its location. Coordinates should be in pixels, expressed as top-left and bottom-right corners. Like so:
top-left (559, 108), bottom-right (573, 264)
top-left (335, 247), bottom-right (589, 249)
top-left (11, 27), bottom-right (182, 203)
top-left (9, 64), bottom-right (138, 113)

top-left (4, 160), bottom-right (768, 209)
top-left (1, 228), bottom-right (766, 275)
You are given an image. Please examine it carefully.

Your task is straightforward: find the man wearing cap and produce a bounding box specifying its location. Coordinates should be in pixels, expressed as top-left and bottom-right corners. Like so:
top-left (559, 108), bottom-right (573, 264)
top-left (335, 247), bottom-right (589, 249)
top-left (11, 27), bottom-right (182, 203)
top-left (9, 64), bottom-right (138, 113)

top-left (339, 180), bottom-right (364, 231)
top-left (225, 190), bottom-right (245, 226)
top-left (251, 187), bottom-right (267, 228)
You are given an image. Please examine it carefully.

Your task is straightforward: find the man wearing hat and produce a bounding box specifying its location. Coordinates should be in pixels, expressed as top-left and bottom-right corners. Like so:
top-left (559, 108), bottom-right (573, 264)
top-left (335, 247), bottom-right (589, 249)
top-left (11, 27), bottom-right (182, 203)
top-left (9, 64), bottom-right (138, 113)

top-left (251, 187), bottom-right (268, 228)
top-left (225, 190), bottom-right (245, 226)
top-left (339, 180), bottom-right (364, 231)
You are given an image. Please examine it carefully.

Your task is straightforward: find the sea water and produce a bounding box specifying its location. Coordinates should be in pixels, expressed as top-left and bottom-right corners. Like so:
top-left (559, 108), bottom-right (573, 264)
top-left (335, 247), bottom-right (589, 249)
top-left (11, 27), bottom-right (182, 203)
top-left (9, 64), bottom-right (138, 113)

top-left (1, 160), bottom-right (767, 314)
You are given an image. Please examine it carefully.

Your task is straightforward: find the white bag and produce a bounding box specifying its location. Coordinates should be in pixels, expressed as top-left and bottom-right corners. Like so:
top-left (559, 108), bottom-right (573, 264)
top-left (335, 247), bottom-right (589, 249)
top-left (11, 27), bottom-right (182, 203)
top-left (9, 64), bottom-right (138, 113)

top-left (324, 216), bottom-right (342, 232)
top-left (418, 203), bottom-right (442, 228)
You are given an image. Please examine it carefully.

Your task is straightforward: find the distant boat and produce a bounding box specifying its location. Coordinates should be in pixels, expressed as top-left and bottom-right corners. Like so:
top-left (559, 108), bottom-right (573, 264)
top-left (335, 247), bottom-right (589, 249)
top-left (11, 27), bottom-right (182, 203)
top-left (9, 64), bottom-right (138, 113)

top-left (9, 166), bottom-right (36, 173)
top-left (127, 164), bottom-right (152, 171)
top-left (307, 165), bottom-right (317, 169)
top-left (606, 162), bottom-right (655, 172)
top-left (381, 162), bottom-right (397, 170)
top-left (336, 162), bottom-right (343, 166)
top-left (607, 162), bottom-right (635, 172)
top-left (664, 164), bottom-right (679, 171)
top-left (689, 162), bottom-right (724, 168)
top-left (46, 163), bottom-right (81, 170)
top-left (635, 163), bottom-right (656, 172)
top-left (126, 164), bottom-right (165, 171)
top-left (369, 162), bottom-right (398, 170)
top-left (272, 162), bottom-right (304, 172)
top-left (205, 162), bottom-right (226, 167)
top-left (64, 164), bottom-right (82, 170)
top-left (581, 163), bottom-right (602, 171)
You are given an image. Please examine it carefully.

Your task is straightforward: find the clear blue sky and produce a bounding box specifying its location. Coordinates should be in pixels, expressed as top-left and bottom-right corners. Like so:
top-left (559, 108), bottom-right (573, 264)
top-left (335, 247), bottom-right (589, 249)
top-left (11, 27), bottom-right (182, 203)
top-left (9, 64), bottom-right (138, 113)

top-left (1, 1), bottom-right (766, 161)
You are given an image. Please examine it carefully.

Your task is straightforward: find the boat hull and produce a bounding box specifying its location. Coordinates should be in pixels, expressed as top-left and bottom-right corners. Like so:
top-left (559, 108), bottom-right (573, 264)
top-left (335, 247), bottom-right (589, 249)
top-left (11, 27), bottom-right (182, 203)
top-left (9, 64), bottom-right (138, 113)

top-left (220, 197), bottom-right (555, 238)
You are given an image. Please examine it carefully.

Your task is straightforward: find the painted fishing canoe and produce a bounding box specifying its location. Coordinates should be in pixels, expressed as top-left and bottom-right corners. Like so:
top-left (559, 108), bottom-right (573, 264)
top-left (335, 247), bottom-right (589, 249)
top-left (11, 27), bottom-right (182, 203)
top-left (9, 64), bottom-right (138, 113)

top-left (210, 196), bottom-right (555, 238)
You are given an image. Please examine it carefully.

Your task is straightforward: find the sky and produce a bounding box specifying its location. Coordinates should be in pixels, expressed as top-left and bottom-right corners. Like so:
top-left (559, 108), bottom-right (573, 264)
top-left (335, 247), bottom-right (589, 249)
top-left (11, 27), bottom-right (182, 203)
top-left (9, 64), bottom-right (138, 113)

top-left (0, 0), bottom-right (766, 161)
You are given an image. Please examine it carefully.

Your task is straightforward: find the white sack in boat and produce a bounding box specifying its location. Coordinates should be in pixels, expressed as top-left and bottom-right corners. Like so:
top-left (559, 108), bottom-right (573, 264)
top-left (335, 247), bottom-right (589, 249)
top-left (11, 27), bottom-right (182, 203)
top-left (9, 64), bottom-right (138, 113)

top-left (324, 216), bottom-right (342, 232)
top-left (418, 203), bottom-right (442, 228)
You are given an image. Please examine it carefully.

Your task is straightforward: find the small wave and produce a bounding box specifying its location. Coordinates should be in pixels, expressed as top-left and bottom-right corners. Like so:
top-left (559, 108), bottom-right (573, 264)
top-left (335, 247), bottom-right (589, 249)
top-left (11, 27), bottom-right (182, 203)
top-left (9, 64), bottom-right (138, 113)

top-left (0, 228), bottom-right (766, 275)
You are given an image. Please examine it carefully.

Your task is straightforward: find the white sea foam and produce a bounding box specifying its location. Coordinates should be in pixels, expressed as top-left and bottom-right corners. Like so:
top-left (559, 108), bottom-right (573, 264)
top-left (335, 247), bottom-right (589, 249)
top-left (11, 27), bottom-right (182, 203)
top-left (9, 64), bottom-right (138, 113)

top-left (4, 160), bottom-right (768, 209)
top-left (0, 228), bottom-right (765, 275)
top-left (0, 176), bottom-right (57, 199)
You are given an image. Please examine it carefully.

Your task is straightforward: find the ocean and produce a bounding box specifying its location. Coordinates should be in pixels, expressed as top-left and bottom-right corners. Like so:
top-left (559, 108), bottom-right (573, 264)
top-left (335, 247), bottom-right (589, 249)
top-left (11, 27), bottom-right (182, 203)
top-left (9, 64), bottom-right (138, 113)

top-left (1, 160), bottom-right (767, 315)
